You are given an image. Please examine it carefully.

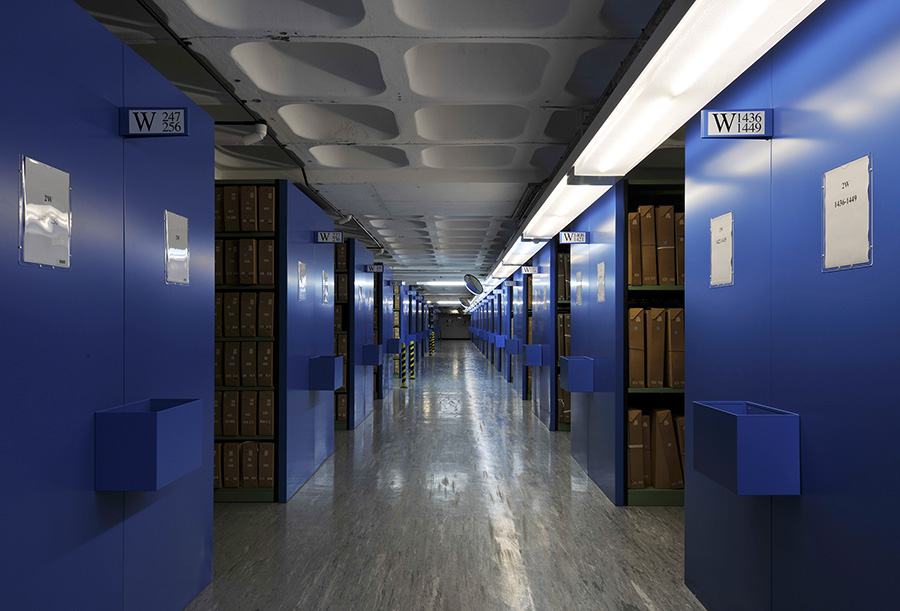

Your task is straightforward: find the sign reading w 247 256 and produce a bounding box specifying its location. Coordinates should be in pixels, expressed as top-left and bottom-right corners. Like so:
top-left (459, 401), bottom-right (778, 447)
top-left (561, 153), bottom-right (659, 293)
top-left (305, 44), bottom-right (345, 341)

top-left (701, 109), bottom-right (772, 139)
top-left (120, 108), bottom-right (188, 136)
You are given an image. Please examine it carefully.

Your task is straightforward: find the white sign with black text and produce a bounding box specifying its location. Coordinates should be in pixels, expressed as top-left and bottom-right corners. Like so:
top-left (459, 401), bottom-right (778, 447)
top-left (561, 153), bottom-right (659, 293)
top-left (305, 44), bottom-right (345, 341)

top-left (710, 212), bottom-right (734, 287)
top-left (823, 155), bottom-right (871, 270)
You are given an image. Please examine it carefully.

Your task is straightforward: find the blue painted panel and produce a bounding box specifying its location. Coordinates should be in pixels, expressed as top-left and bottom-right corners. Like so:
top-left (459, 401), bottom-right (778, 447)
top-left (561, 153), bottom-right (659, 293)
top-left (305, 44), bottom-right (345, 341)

top-left (348, 240), bottom-right (375, 429)
top-left (511, 269), bottom-right (527, 397)
top-left (560, 357), bottom-right (593, 393)
top-left (310, 356), bottom-right (343, 391)
top-left (379, 266), bottom-right (394, 397)
top-left (2, 4), bottom-right (126, 608)
top-left (532, 242), bottom-right (556, 429)
top-left (684, 55), bottom-right (775, 610)
top-left (279, 183), bottom-right (335, 500)
top-left (120, 47), bottom-right (214, 611)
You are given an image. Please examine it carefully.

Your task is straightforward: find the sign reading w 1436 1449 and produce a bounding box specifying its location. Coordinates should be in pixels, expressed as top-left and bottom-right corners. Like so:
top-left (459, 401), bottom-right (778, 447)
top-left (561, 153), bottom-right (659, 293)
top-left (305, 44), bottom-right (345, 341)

top-left (701, 109), bottom-right (772, 139)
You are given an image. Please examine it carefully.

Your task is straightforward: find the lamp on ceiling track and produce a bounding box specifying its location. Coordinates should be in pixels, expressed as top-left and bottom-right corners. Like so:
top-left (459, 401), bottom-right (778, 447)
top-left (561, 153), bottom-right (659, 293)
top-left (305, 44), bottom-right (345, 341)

top-left (241, 123), bottom-right (267, 145)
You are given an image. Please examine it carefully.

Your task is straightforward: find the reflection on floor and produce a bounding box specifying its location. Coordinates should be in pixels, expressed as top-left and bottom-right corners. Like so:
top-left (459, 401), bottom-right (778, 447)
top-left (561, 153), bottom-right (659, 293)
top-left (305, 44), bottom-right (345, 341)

top-left (186, 340), bottom-right (704, 611)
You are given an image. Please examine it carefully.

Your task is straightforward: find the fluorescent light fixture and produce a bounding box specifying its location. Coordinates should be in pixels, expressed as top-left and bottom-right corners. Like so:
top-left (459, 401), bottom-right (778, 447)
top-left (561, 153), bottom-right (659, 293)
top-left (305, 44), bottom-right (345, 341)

top-left (575, 0), bottom-right (826, 177)
top-left (523, 181), bottom-right (611, 240)
top-left (436, 300), bottom-right (461, 305)
top-left (420, 280), bottom-right (467, 286)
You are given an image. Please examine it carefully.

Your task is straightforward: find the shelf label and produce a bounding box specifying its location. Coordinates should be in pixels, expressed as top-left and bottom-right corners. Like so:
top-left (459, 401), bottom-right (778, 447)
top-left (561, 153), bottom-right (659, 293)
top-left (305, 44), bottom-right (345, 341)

top-left (701, 109), bottom-right (773, 139)
top-left (560, 231), bottom-right (587, 244)
top-left (297, 261), bottom-right (307, 301)
top-left (164, 211), bottom-right (189, 285)
top-left (322, 270), bottom-right (329, 305)
top-left (366, 264), bottom-right (383, 273)
top-left (21, 157), bottom-right (71, 268)
top-left (120, 108), bottom-right (188, 136)
top-left (522, 266), bottom-right (538, 274)
top-left (316, 231), bottom-right (344, 243)
top-left (823, 155), bottom-right (872, 270)
top-left (710, 212), bottom-right (734, 287)
top-left (597, 262), bottom-right (606, 303)
top-left (504, 281), bottom-right (515, 287)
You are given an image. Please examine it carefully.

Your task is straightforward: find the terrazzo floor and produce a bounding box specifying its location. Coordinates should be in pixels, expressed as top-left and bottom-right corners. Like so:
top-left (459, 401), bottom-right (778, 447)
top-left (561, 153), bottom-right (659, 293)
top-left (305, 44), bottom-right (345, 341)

top-left (185, 340), bottom-right (704, 611)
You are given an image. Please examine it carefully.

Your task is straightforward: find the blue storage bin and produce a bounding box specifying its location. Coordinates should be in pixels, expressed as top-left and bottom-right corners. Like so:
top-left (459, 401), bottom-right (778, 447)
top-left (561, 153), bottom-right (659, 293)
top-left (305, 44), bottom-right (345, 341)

top-left (310, 355), bottom-right (343, 390)
top-left (362, 344), bottom-right (383, 366)
top-left (95, 398), bottom-right (202, 491)
top-left (524, 344), bottom-right (546, 366)
top-left (506, 338), bottom-right (522, 355)
top-left (694, 401), bottom-right (801, 495)
top-left (560, 356), bottom-right (594, 392)
top-left (495, 334), bottom-right (507, 348)
top-left (385, 338), bottom-right (402, 354)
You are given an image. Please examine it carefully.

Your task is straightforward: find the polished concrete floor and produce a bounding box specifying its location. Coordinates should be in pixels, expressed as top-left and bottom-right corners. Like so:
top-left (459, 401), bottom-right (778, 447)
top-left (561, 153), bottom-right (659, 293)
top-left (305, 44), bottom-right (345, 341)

top-left (186, 341), bottom-right (704, 611)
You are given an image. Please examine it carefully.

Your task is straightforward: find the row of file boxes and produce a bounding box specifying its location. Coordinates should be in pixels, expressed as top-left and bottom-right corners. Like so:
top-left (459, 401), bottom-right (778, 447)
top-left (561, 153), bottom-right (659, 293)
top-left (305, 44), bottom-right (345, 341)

top-left (627, 409), bottom-right (685, 490)
top-left (214, 341), bottom-right (274, 387)
top-left (628, 308), bottom-right (684, 388)
top-left (214, 390), bottom-right (274, 437)
top-left (214, 239), bottom-right (276, 285)
top-left (628, 205), bottom-right (685, 286)
top-left (216, 291), bottom-right (274, 337)
top-left (214, 185), bottom-right (276, 233)
top-left (214, 442), bottom-right (275, 488)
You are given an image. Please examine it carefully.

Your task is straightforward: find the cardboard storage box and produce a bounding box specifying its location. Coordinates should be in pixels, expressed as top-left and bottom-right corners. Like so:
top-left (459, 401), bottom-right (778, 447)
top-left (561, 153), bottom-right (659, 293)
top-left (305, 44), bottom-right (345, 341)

top-left (241, 342), bottom-right (257, 387)
top-left (221, 391), bottom-right (239, 436)
top-left (628, 212), bottom-right (642, 285)
top-left (241, 442), bottom-right (258, 488)
top-left (656, 205), bottom-right (676, 285)
top-left (336, 273), bottom-right (349, 301)
top-left (628, 409), bottom-right (644, 489)
top-left (240, 292), bottom-right (257, 337)
top-left (335, 243), bottom-right (348, 269)
top-left (214, 240), bottom-right (224, 285)
top-left (239, 185), bottom-right (257, 232)
top-left (223, 186), bottom-right (241, 232)
top-left (224, 342), bottom-right (241, 387)
top-left (223, 292), bottom-right (240, 337)
top-left (257, 391), bottom-right (274, 435)
top-left (222, 443), bottom-right (240, 488)
top-left (335, 304), bottom-right (345, 331)
top-left (638, 205), bottom-right (657, 285)
top-left (215, 293), bottom-right (223, 336)
top-left (213, 443), bottom-right (222, 489)
top-left (628, 308), bottom-right (646, 388)
top-left (642, 414), bottom-right (652, 486)
top-left (214, 342), bottom-right (223, 387)
top-left (239, 239), bottom-right (257, 284)
top-left (214, 186), bottom-right (224, 233)
top-left (214, 391), bottom-right (222, 436)
top-left (257, 342), bottom-right (274, 387)
top-left (240, 391), bottom-right (257, 436)
top-left (666, 308), bottom-right (685, 388)
top-left (257, 292), bottom-right (274, 337)
top-left (675, 415), bottom-right (686, 473)
top-left (645, 308), bottom-right (666, 388)
top-left (336, 394), bottom-right (348, 420)
top-left (258, 443), bottom-right (275, 487)
top-left (336, 333), bottom-right (349, 357)
top-left (224, 240), bottom-right (240, 285)
top-left (675, 212), bottom-right (685, 285)
top-left (258, 186), bottom-right (276, 231)
top-left (651, 409), bottom-right (684, 489)
top-left (258, 239), bottom-right (275, 284)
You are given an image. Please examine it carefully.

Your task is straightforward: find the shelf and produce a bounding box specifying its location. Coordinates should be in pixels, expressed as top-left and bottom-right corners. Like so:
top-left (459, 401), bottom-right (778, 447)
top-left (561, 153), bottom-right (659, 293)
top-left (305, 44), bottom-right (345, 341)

top-left (215, 336), bottom-right (276, 342)
top-left (557, 422), bottom-right (571, 432)
top-left (214, 487), bottom-right (276, 503)
top-left (627, 387), bottom-right (685, 394)
top-left (216, 284), bottom-right (277, 291)
top-left (333, 331), bottom-right (348, 335)
top-left (215, 231), bottom-right (276, 238)
top-left (334, 420), bottom-right (349, 431)
top-left (627, 285), bottom-right (684, 291)
top-left (335, 268), bottom-right (348, 273)
top-left (215, 435), bottom-right (275, 442)
top-left (335, 300), bottom-right (349, 304)
top-left (215, 386), bottom-right (276, 391)
top-left (627, 487), bottom-right (684, 506)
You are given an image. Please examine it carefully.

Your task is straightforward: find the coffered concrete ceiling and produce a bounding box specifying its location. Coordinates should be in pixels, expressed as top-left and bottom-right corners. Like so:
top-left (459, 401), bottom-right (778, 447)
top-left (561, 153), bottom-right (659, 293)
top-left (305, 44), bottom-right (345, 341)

top-left (76, 0), bottom-right (681, 305)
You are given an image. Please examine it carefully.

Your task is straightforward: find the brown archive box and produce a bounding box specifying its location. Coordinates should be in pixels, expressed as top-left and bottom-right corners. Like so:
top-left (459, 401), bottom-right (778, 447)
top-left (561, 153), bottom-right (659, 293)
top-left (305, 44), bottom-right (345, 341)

top-left (638, 205), bottom-right (658, 285)
top-left (223, 342), bottom-right (241, 387)
top-left (214, 240), bottom-right (224, 285)
top-left (258, 442), bottom-right (275, 488)
top-left (656, 205), bottom-right (676, 286)
top-left (335, 393), bottom-right (348, 420)
top-left (214, 343), bottom-right (223, 386)
top-left (627, 409), bottom-right (644, 489)
top-left (257, 292), bottom-right (275, 337)
top-left (221, 391), bottom-right (239, 436)
top-left (257, 342), bottom-right (274, 387)
top-left (557, 253), bottom-right (567, 301)
top-left (525, 275), bottom-right (533, 309)
top-left (336, 273), bottom-right (349, 301)
top-left (651, 409), bottom-right (684, 489)
top-left (666, 308), bottom-right (685, 388)
top-left (222, 443), bottom-right (240, 488)
top-left (335, 304), bottom-right (345, 331)
top-left (224, 240), bottom-right (240, 285)
top-left (642, 414), bottom-right (652, 486)
top-left (556, 314), bottom-right (565, 359)
top-left (240, 292), bottom-right (257, 337)
top-left (258, 391), bottom-right (274, 435)
top-left (240, 391), bottom-right (257, 436)
top-left (214, 391), bottom-right (222, 436)
top-left (675, 212), bottom-right (686, 286)
top-left (239, 239), bottom-right (257, 285)
top-left (241, 342), bottom-right (257, 387)
top-left (258, 239), bottom-right (275, 284)
top-left (675, 415), bottom-right (686, 474)
top-left (213, 443), bottom-right (222, 489)
top-left (223, 186), bottom-right (241, 232)
top-left (336, 333), bottom-right (349, 357)
top-left (215, 293), bottom-right (223, 336)
top-left (258, 186), bottom-right (276, 231)
top-left (222, 292), bottom-right (240, 337)
top-left (645, 308), bottom-right (666, 388)
top-left (241, 442), bottom-right (258, 488)
top-left (564, 313), bottom-right (571, 357)
top-left (628, 308), bottom-right (646, 388)
top-left (335, 242), bottom-right (348, 269)
top-left (627, 212), bottom-right (642, 286)
top-left (214, 186), bottom-right (224, 233)
top-left (239, 185), bottom-right (257, 232)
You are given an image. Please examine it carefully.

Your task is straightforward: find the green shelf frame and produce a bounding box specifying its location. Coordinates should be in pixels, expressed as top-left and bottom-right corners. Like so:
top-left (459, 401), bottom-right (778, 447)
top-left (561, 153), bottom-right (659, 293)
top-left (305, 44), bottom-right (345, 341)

top-left (214, 487), bottom-right (276, 503)
top-left (627, 388), bottom-right (685, 394)
top-left (334, 420), bottom-right (349, 431)
top-left (627, 487), bottom-right (685, 506)
top-left (627, 285), bottom-right (685, 291)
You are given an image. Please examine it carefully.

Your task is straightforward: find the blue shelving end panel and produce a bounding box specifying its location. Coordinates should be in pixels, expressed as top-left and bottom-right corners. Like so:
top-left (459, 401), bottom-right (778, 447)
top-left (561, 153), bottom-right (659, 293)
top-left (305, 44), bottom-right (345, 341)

top-left (386, 338), bottom-right (402, 354)
top-left (310, 356), bottom-right (343, 391)
top-left (694, 401), bottom-right (800, 496)
top-left (560, 356), bottom-right (594, 393)
top-left (362, 344), bottom-right (383, 366)
top-left (95, 399), bottom-right (202, 491)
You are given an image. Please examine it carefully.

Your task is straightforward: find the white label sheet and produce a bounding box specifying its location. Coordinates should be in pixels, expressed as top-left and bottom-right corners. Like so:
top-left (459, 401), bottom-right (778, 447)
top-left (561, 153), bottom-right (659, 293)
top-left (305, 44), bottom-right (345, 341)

top-left (164, 211), bottom-right (189, 284)
top-left (823, 155), bottom-right (871, 270)
top-left (710, 212), bottom-right (734, 287)
top-left (21, 157), bottom-right (71, 268)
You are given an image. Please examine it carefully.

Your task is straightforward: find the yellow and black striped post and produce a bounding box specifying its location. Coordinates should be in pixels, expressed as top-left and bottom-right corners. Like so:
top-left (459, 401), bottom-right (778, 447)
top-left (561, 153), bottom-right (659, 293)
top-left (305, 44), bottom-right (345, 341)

top-left (409, 340), bottom-right (416, 380)
top-left (400, 343), bottom-right (407, 388)
top-left (429, 331), bottom-right (435, 355)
